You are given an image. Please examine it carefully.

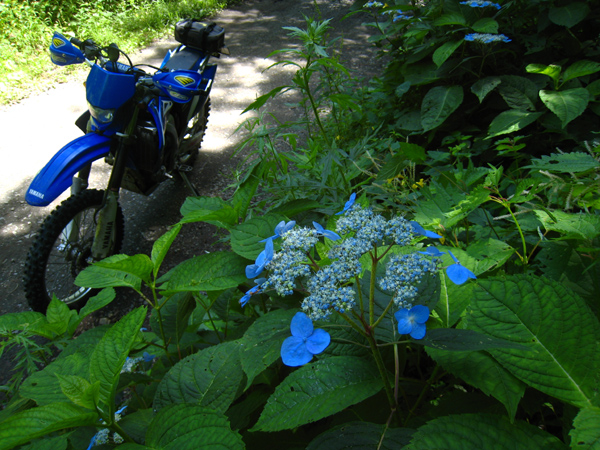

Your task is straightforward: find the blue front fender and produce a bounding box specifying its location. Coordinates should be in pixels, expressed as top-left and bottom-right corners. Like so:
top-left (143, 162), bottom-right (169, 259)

top-left (26, 133), bottom-right (112, 207)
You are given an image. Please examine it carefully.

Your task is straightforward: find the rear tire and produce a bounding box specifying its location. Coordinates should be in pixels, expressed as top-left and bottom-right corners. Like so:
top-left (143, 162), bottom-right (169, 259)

top-left (23, 189), bottom-right (124, 313)
top-left (177, 97), bottom-right (210, 167)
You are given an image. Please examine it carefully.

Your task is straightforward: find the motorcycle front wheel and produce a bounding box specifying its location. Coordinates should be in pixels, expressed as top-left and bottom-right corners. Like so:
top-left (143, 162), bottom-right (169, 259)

top-left (23, 189), bottom-right (124, 313)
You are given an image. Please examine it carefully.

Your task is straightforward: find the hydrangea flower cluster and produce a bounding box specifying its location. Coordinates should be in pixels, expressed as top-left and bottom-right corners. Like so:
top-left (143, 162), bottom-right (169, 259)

top-left (242, 194), bottom-right (477, 365)
top-left (465, 33), bottom-right (511, 44)
top-left (87, 406), bottom-right (127, 449)
top-left (460, 0), bottom-right (502, 9)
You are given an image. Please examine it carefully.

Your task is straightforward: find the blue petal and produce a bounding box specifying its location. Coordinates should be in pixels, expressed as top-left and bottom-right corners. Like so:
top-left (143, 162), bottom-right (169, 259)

top-left (290, 312), bottom-right (313, 338)
top-left (143, 352), bottom-right (155, 362)
top-left (335, 192), bottom-right (356, 215)
top-left (245, 263), bottom-right (263, 279)
top-left (239, 293), bottom-right (251, 307)
top-left (418, 247), bottom-right (445, 257)
top-left (410, 322), bottom-right (427, 339)
top-left (281, 336), bottom-right (312, 367)
top-left (323, 230), bottom-right (341, 241)
top-left (410, 305), bottom-right (430, 324)
top-left (86, 434), bottom-right (97, 450)
top-left (276, 220), bottom-right (296, 236)
top-left (395, 309), bottom-right (413, 335)
top-left (446, 264), bottom-right (476, 285)
top-left (313, 221), bottom-right (325, 233)
top-left (447, 249), bottom-right (459, 263)
top-left (424, 230), bottom-right (442, 239)
top-left (306, 328), bottom-right (331, 355)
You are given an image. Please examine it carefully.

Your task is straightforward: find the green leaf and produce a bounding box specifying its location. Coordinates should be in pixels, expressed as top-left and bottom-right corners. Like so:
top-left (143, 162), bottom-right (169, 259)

top-left (526, 63), bottom-right (562, 84)
top-left (563, 60), bottom-right (600, 84)
top-left (421, 85), bottom-right (464, 132)
top-left (179, 196), bottom-right (238, 229)
top-left (307, 422), bottom-right (414, 450)
top-left (55, 374), bottom-right (100, 410)
top-left (405, 413), bottom-right (567, 450)
top-left (20, 434), bottom-right (68, 450)
top-left (0, 311), bottom-right (52, 339)
top-left (570, 407), bottom-right (600, 450)
top-left (471, 77), bottom-right (501, 103)
top-left (146, 404), bottom-right (244, 449)
top-left (432, 40), bottom-right (463, 68)
top-left (540, 88), bottom-right (589, 127)
top-left (89, 307), bottom-right (146, 410)
top-left (471, 18), bottom-right (498, 33)
top-left (487, 109), bottom-right (543, 137)
top-left (151, 225), bottom-right (181, 278)
top-left (524, 152), bottom-right (600, 173)
top-left (231, 159), bottom-right (264, 219)
top-left (533, 210), bottom-right (600, 240)
top-left (79, 288), bottom-right (116, 320)
top-left (150, 292), bottom-right (195, 346)
top-left (0, 403), bottom-right (97, 450)
top-left (470, 276), bottom-right (600, 408)
top-left (548, 2), bottom-right (590, 28)
top-left (239, 309), bottom-right (297, 388)
top-left (426, 347), bottom-right (525, 420)
top-left (160, 251), bottom-right (248, 294)
top-left (20, 352), bottom-right (90, 406)
top-left (242, 85), bottom-right (290, 113)
top-left (75, 255), bottom-right (143, 292)
top-left (230, 213), bottom-right (288, 260)
top-left (45, 298), bottom-right (77, 335)
top-left (421, 328), bottom-right (530, 352)
top-left (435, 275), bottom-right (472, 328)
top-left (270, 198), bottom-right (322, 217)
top-left (434, 12), bottom-right (466, 26)
top-left (464, 238), bottom-right (516, 274)
top-left (154, 341), bottom-right (244, 412)
top-left (252, 356), bottom-right (383, 432)
top-left (94, 254), bottom-right (153, 284)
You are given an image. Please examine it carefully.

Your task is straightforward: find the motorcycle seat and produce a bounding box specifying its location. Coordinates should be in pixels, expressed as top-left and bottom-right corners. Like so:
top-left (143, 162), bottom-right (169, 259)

top-left (162, 47), bottom-right (205, 71)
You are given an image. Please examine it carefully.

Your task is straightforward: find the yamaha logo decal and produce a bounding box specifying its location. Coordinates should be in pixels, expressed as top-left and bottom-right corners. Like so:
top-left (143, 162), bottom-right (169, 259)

top-left (52, 37), bottom-right (66, 48)
top-left (174, 75), bottom-right (195, 86)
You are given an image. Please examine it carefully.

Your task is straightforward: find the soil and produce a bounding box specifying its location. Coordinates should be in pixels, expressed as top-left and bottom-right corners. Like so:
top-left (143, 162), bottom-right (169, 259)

top-left (0, 0), bottom-right (382, 396)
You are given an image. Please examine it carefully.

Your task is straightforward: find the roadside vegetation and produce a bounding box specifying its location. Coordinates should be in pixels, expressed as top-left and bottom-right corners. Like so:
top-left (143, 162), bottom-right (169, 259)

top-left (0, 0), bottom-right (229, 104)
top-left (1, 0), bottom-right (600, 449)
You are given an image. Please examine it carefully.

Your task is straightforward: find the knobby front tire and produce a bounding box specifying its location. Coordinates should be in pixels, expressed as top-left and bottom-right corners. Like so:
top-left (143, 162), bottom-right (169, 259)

top-left (23, 189), bottom-right (124, 313)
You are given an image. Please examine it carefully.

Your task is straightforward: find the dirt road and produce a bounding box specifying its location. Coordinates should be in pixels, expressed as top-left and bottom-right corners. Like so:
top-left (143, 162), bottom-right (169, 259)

top-left (0, 0), bottom-right (380, 389)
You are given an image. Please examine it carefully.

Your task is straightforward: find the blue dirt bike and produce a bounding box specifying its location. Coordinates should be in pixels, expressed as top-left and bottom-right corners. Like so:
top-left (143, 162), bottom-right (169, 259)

top-left (23, 20), bottom-right (227, 312)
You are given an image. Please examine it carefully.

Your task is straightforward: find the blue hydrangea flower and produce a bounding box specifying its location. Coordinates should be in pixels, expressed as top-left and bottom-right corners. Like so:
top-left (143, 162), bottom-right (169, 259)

top-left (313, 221), bottom-right (341, 240)
top-left (335, 192), bottom-right (356, 215)
top-left (281, 312), bottom-right (331, 366)
top-left (446, 250), bottom-right (477, 285)
top-left (239, 284), bottom-right (261, 307)
top-left (395, 305), bottom-right (430, 339)
top-left (260, 220), bottom-right (296, 242)
top-left (418, 246), bottom-right (446, 257)
top-left (142, 352), bottom-right (155, 362)
top-left (410, 221), bottom-right (442, 239)
top-left (460, 0), bottom-right (501, 9)
top-left (464, 33), bottom-right (511, 43)
top-left (246, 238), bottom-right (274, 279)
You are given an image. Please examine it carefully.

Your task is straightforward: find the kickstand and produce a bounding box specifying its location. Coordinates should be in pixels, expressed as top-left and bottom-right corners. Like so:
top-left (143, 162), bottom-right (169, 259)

top-left (178, 171), bottom-right (200, 197)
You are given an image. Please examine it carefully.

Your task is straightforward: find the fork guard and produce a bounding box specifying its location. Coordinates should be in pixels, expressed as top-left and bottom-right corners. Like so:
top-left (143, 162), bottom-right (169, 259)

top-left (26, 133), bottom-right (112, 207)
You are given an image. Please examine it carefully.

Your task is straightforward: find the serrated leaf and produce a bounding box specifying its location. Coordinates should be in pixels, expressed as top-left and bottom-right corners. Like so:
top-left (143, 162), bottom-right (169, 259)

top-left (230, 213), bottom-right (288, 259)
top-left (75, 255), bottom-right (143, 292)
top-left (20, 434), bottom-right (68, 450)
top-left (150, 292), bottom-right (195, 346)
top-left (434, 12), bottom-right (466, 26)
top-left (526, 63), bottom-right (562, 83)
top-left (533, 210), bottom-right (600, 240)
top-left (307, 422), bottom-right (414, 450)
top-left (540, 88), bottom-right (589, 127)
top-left (0, 311), bottom-right (52, 339)
top-left (405, 413), bottom-right (567, 449)
top-left (426, 347), bottom-right (525, 420)
top-left (253, 356), bottom-right (383, 432)
top-left (146, 404), bottom-right (244, 450)
top-left (151, 225), bottom-right (181, 278)
top-left (160, 251), bottom-right (248, 295)
top-left (524, 151), bottom-right (600, 173)
top-left (94, 254), bottom-right (153, 283)
top-left (470, 275), bottom-right (600, 408)
top-left (421, 85), bottom-right (464, 132)
top-left (56, 374), bottom-right (99, 410)
top-left (179, 196), bottom-right (238, 229)
top-left (432, 40), bottom-right (462, 68)
top-left (154, 341), bottom-right (243, 412)
top-left (0, 402), bottom-right (97, 450)
top-left (471, 18), bottom-right (498, 33)
top-left (471, 77), bottom-right (501, 103)
top-left (420, 328), bottom-right (529, 352)
top-left (548, 2), bottom-right (590, 28)
top-left (239, 309), bottom-right (297, 388)
top-left (89, 307), bottom-right (146, 410)
top-left (20, 352), bottom-right (90, 406)
top-left (435, 275), bottom-right (472, 328)
top-left (45, 298), bottom-right (76, 335)
top-left (570, 407), bottom-right (600, 449)
top-left (563, 60), bottom-right (600, 84)
top-left (79, 288), bottom-right (116, 320)
top-left (488, 109), bottom-right (543, 137)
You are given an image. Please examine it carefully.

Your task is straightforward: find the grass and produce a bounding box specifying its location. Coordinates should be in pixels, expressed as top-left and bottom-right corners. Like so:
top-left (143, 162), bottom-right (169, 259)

top-left (0, 0), bottom-right (230, 106)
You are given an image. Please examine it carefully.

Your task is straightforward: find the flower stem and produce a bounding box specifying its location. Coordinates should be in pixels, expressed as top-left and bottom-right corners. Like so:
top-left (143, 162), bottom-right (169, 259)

top-left (366, 331), bottom-right (396, 413)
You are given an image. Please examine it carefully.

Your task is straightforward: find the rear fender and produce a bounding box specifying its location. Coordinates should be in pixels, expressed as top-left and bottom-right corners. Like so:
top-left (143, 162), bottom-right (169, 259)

top-left (26, 133), bottom-right (112, 207)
